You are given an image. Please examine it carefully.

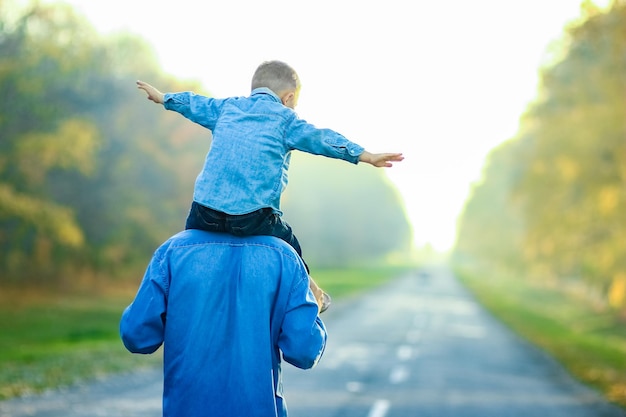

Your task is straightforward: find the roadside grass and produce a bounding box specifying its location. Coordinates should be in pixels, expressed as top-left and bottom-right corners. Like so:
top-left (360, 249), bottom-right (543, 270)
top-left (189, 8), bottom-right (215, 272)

top-left (0, 294), bottom-right (162, 400)
top-left (455, 267), bottom-right (626, 409)
top-left (0, 264), bottom-right (413, 400)
top-left (312, 265), bottom-right (414, 298)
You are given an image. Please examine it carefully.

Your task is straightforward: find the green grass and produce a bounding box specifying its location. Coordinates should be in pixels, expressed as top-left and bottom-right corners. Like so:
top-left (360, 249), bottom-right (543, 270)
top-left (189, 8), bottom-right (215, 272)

top-left (312, 265), bottom-right (414, 298)
top-left (0, 295), bottom-right (162, 400)
top-left (455, 267), bottom-right (626, 409)
top-left (0, 265), bottom-right (412, 400)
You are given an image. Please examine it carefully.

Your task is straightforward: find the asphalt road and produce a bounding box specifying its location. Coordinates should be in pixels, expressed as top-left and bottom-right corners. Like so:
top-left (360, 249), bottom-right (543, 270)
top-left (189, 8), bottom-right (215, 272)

top-left (1, 267), bottom-right (625, 417)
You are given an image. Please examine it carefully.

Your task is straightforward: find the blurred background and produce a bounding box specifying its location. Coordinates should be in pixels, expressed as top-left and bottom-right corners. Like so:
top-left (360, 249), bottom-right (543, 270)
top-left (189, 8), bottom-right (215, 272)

top-left (1, 0), bottom-right (625, 407)
top-left (3, 0), bottom-right (624, 299)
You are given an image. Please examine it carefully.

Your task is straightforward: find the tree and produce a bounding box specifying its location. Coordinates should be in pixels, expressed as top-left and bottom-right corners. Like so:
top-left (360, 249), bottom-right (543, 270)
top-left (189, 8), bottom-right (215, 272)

top-left (0, 2), bottom-right (102, 278)
top-left (513, 1), bottom-right (626, 291)
top-left (453, 138), bottom-right (526, 278)
top-left (453, 1), bottom-right (626, 309)
top-left (0, 1), bottom-right (208, 282)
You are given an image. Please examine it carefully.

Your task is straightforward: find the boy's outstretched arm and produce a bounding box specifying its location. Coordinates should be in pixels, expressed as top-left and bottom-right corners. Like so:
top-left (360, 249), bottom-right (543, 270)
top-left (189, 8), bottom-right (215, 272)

top-left (137, 80), bottom-right (165, 105)
top-left (359, 151), bottom-right (404, 168)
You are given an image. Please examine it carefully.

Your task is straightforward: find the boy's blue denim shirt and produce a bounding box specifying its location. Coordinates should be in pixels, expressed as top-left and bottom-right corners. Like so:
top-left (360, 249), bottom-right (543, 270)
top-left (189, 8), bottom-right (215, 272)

top-left (120, 229), bottom-right (327, 417)
top-left (163, 87), bottom-right (365, 215)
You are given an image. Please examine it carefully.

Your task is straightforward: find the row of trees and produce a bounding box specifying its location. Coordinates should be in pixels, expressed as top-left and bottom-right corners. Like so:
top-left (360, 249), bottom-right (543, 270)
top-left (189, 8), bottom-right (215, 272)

top-left (0, 1), bottom-right (412, 285)
top-left (453, 1), bottom-right (626, 310)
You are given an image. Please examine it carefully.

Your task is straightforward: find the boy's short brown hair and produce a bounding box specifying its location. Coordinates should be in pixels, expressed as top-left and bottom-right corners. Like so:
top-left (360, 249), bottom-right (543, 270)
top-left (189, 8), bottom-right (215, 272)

top-left (251, 61), bottom-right (300, 94)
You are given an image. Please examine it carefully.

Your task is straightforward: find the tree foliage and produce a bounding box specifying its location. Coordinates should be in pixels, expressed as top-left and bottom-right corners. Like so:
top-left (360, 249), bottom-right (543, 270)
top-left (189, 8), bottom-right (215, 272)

top-left (454, 1), bottom-right (626, 309)
top-left (0, 1), bottom-right (207, 282)
top-left (0, 1), bottom-right (411, 284)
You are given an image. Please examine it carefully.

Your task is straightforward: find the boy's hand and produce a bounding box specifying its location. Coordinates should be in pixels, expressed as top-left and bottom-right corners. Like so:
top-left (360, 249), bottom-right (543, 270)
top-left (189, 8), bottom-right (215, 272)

top-left (137, 80), bottom-right (165, 104)
top-left (359, 151), bottom-right (404, 168)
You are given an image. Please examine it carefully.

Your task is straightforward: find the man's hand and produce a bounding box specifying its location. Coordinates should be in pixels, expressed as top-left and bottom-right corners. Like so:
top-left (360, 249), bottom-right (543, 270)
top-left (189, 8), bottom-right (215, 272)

top-left (137, 80), bottom-right (165, 104)
top-left (308, 278), bottom-right (326, 314)
top-left (359, 151), bottom-right (404, 168)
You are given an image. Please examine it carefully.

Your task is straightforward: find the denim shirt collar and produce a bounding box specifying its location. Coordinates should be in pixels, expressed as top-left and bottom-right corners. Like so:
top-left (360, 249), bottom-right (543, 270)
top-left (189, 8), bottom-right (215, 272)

top-left (251, 87), bottom-right (281, 103)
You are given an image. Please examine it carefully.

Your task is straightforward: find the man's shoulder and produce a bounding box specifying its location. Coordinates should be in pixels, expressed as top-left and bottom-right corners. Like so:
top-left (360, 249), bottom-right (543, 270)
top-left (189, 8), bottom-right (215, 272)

top-left (166, 230), bottom-right (293, 252)
top-left (161, 230), bottom-right (305, 274)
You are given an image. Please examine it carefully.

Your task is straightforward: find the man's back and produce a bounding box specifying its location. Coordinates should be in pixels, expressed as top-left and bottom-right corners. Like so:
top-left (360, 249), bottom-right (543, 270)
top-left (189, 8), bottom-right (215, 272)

top-left (120, 230), bottom-right (326, 417)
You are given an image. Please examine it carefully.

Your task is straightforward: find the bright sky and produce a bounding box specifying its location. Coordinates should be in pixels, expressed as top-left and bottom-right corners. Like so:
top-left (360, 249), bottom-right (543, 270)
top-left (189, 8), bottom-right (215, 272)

top-left (39, 0), bottom-right (610, 251)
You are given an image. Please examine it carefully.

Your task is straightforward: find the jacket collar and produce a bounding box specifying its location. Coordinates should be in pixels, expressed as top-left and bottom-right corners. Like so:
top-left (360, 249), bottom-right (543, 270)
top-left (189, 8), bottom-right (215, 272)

top-left (250, 87), bottom-right (281, 103)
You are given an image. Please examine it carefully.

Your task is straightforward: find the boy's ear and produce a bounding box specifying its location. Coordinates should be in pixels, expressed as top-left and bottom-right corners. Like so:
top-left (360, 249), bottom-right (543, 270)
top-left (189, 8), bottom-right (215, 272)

top-left (280, 91), bottom-right (294, 105)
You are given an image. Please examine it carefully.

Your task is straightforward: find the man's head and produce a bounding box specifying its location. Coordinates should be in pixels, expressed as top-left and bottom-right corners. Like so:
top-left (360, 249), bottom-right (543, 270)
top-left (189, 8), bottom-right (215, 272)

top-left (251, 60), bottom-right (301, 109)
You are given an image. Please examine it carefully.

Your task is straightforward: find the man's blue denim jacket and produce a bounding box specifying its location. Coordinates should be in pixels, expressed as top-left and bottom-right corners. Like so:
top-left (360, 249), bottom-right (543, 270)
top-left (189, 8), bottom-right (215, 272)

top-left (164, 88), bottom-right (365, 215)
top-left (120, 229), bottom-right (326, 417)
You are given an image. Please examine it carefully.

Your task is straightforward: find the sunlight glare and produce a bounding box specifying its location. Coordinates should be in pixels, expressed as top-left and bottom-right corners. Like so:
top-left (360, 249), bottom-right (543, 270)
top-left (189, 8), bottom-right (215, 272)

top-left (41, 0), bottom-right (612, 251)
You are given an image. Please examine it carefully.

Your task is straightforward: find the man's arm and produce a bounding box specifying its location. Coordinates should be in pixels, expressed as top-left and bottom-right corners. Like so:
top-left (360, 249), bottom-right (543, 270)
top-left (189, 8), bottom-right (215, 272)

top-left (278, 277), bottom-right (327, 369)
top-left (120, 252), bottom-right (168, 354)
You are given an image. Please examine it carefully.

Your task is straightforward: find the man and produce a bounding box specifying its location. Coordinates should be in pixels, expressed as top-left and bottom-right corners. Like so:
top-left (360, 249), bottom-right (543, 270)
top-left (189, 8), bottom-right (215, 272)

top-left (120, 229), bottom-right (327, 417)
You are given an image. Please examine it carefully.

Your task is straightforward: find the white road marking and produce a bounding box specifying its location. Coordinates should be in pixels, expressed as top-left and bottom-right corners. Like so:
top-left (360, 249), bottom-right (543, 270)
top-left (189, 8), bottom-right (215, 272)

top-left (396, 344), bottom-right (413, 361)
top-left (367, 399), bottom-right (390, 417)
top-left (346, 381), bottom-right (363, 393)
top-left (389, 365), bottom-right (409, 384)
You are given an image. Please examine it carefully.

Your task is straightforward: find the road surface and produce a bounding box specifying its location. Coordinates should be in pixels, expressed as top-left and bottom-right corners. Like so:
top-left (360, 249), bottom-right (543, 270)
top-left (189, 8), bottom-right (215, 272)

top-left (1, 267), bottom-right (624, 417)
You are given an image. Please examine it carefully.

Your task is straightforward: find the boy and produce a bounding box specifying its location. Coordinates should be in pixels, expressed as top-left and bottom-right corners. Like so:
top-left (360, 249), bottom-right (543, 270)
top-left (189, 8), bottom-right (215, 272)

top-left (137, 60), bottom-right (403, 313)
